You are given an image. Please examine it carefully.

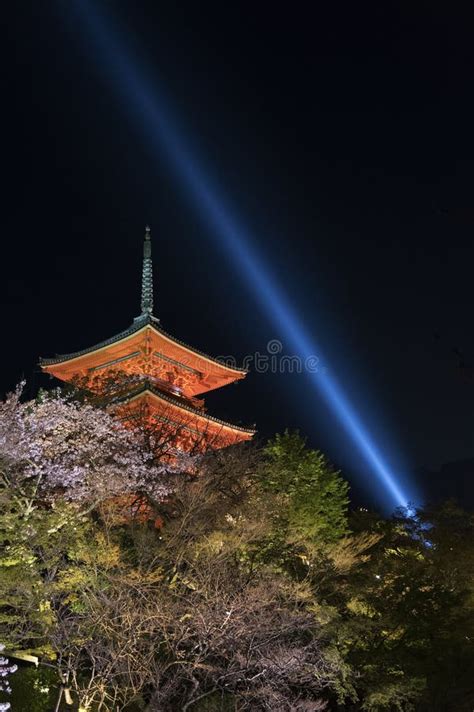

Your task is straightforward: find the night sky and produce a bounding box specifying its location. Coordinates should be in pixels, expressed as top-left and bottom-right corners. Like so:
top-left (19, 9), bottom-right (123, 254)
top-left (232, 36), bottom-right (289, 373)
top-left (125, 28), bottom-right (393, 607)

top-left (3, 2), bottom-right (473, 510)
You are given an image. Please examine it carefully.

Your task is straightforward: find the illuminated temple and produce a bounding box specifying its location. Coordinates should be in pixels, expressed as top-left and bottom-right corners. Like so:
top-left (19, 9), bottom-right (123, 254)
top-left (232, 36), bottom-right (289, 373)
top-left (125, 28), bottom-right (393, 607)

top-left (41, 227), bottom-right (254, 452)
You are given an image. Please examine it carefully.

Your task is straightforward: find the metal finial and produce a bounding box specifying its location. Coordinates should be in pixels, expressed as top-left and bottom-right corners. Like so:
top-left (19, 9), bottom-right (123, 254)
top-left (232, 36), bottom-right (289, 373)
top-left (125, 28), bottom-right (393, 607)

top-left (140, 225), bottom-right (153, 316)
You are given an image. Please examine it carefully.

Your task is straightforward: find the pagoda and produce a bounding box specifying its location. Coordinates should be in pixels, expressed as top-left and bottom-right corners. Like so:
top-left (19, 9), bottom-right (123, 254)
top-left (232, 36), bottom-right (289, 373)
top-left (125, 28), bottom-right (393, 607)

top-left (40, 227), bottom-right (255, 452)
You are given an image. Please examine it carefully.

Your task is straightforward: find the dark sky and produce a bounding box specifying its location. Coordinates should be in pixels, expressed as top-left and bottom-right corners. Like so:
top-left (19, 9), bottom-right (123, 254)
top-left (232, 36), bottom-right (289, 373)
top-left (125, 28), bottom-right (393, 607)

top-left (3, 2), bottom-right (474, 509)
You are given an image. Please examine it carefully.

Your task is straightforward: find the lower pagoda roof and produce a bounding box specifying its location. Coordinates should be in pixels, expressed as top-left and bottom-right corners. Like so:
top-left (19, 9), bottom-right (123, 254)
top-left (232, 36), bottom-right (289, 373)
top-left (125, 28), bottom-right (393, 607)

top-left (110, 380), bottom-right (256, 437)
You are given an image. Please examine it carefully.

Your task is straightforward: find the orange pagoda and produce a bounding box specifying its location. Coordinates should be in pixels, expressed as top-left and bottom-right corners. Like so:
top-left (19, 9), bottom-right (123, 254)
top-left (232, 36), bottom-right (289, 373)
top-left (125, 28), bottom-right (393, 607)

top-left (40, 227), bottom-right (255, 452)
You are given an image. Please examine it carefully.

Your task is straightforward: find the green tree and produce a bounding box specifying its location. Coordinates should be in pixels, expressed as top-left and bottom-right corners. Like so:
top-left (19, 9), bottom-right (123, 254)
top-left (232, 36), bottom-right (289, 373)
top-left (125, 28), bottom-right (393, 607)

top-left (261, 430), bottom-right (350, 544)
top-left (345, 502), bottom-right (474, 711)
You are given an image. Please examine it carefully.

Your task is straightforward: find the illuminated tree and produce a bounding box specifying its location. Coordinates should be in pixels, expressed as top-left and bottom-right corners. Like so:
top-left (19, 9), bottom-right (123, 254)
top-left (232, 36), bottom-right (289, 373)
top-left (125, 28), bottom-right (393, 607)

top-left (0, 384), bottom-right (172, 505)
top-left (0, 384), bottom-right (175, 708)
top-left (262, 431), bottom-right (350, 544)
top-left (0, 644), bottom-right (17, 712)
top-left (118, 443), bottom-right (352, 711)
top-left (345, 502), bottom-right (474, 711)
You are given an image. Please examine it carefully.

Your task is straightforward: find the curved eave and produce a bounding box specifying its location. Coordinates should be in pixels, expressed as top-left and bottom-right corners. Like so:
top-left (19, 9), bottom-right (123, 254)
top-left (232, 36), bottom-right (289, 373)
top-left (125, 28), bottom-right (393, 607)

top-left (39, 315), bottom-right (247, 377)
top-left (111, 383), bottom-right (256, 436)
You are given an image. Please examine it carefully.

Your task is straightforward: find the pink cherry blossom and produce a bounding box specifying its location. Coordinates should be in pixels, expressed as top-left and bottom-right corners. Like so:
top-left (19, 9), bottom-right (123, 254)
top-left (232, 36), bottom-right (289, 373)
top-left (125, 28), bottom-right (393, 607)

top-left (0, 385), bottom-right (174, 503)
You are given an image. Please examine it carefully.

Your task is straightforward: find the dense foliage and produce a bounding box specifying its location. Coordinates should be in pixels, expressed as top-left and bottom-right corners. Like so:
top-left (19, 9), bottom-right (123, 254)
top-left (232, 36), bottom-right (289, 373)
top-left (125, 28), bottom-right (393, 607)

top-left (0, 389), bottom-right (472, 710)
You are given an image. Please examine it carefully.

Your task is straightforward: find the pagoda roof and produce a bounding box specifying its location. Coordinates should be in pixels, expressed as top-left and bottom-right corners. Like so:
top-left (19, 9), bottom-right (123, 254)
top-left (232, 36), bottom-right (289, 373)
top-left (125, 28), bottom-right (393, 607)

top-left (40, 314), bottom-right (246, 375)
top-left (111, 380), bottom-right (256, 436)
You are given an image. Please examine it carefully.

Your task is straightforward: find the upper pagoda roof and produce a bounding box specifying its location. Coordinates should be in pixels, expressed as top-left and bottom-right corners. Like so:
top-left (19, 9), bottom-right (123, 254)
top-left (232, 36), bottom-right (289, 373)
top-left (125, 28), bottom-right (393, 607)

top-left (40, 227), bottom-right (248, 397)
top-left (40, 314), bottom-right (246, 374)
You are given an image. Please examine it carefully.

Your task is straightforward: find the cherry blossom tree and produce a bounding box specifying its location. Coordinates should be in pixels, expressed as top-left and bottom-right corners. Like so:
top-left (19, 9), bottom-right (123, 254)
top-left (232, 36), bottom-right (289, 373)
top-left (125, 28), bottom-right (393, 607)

top-left (0, 644), bottom-right (17, 712)
top-left (0, 384), bottom-right (178, 708)
top-left (0, 384), bottom-right (173, 506)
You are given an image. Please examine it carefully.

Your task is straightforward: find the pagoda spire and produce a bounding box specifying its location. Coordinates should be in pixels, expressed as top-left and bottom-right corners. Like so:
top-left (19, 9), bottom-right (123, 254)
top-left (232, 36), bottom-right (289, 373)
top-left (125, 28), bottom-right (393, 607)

top-left (140, 225), bottom-right (154, 317)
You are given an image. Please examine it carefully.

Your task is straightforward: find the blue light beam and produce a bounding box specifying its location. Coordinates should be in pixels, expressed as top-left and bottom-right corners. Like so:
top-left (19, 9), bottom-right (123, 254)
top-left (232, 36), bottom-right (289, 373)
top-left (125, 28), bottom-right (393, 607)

top-left (68, 0), bottom-right (418, 510)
